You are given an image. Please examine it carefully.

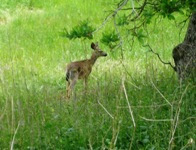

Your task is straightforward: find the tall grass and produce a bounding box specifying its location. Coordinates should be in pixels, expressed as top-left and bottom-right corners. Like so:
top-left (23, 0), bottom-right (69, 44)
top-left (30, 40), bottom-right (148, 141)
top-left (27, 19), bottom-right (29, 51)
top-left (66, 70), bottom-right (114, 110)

top-left (0, 0), bottom-right (195, 149)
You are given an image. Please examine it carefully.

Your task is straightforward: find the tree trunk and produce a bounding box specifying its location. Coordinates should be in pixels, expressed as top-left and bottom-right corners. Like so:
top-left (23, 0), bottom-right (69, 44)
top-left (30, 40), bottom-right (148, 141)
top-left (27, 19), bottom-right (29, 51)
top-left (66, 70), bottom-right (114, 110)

top-left (172, 12), bottom-right (196, 82)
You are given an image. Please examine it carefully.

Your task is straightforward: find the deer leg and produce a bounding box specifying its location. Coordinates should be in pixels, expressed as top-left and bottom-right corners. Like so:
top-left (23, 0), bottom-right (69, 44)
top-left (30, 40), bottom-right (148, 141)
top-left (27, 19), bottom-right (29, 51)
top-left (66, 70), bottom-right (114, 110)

top-left (84, 77), bottom-right (88, 94)
top-left (66, 81), bottom-right (71, 99)
top-left (66, 79), bottom-right (77, 99)
top-left (70, 78), bottom-right (77, 90)
top-left (66, 70), bottom-right (78, 99)
top-left (68, 74), bottom-right (78, 98)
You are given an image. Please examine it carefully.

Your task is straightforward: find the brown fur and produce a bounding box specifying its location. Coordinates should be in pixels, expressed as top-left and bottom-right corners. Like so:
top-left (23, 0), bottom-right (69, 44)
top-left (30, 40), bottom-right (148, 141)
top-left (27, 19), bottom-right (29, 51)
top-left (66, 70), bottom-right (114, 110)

top-left (66, 42), bottom-right (107, 99)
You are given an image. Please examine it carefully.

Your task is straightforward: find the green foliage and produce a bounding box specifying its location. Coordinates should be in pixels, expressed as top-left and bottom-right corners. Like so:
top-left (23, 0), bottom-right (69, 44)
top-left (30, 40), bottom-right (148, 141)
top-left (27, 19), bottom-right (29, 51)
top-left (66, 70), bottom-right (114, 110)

top-left (143, 9), bottom-right (154, 24)
top-left (131, 28), bottom-right (147, 44)
top-left (117, 14), bottom-right (129, 26)
top-left (61, 20), bottom-right (95, 40)
top-left (152, 0), bottom-right (195, 19)
top-left (100, 30), bottom-right (120, 49)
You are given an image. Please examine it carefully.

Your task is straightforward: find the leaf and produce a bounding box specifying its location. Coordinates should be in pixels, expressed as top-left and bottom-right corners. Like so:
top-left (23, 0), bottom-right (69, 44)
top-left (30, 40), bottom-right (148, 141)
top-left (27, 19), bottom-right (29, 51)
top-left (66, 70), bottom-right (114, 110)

top-left (135, 29), bottom-right (147, 44)
top-left (143, 10), bottom-right (154, 24)
top-left (117, 14), bottom-right (129, 26)
top-left (61, 20), bottom-right (95, 40)
top-left (100, 30), bottom-right (120, 49)
top-left (167, 14), bottom-right (175, 20)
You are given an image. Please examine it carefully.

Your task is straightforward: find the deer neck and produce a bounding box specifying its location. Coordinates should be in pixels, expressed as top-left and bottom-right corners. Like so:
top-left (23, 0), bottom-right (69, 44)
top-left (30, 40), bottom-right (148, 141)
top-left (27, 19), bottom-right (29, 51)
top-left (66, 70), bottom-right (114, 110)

top-left (88, 54), bottom-right (98, 66)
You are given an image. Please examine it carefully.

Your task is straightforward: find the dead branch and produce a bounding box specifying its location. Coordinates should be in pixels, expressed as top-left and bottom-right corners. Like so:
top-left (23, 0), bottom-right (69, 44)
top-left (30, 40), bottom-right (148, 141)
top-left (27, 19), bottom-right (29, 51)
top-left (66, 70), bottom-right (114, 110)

top-left (10, 121), bottom-right (20, 150)
top-left (121, 75), bottom-right (136, 149)
top-left (169, 84), bottom-right (190, 149)
top-left (139, 116), bottom-right (173, 122)
top-left (97, 100), bottom-right (114, 119)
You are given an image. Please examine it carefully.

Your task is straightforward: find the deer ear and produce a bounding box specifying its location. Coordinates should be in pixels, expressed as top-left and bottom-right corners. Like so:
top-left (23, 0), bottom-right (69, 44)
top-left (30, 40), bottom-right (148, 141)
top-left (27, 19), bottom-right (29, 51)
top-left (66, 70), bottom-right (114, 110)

top-left (91, 42), bottom-right (96, 50)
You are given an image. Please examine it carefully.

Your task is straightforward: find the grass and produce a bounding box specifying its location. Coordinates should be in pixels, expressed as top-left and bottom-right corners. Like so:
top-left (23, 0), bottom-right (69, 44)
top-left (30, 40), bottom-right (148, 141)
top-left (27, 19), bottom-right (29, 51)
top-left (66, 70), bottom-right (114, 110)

top-left (0, 0), bottom-right (195, 149)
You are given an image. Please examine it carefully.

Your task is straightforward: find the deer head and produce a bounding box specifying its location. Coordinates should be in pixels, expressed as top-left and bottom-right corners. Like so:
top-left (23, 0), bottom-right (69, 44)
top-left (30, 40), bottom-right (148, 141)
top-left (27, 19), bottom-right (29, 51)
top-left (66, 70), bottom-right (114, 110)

top-left (91, 42), bottom-right (107, 57)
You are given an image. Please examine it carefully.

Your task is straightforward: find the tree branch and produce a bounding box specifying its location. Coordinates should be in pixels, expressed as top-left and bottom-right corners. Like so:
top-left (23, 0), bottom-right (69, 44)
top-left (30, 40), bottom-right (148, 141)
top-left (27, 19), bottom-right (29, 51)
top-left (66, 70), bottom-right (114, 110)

top-left (93, 0), bottom-right (128, 34)
top-left (144, 44), bottom-right (176, 71)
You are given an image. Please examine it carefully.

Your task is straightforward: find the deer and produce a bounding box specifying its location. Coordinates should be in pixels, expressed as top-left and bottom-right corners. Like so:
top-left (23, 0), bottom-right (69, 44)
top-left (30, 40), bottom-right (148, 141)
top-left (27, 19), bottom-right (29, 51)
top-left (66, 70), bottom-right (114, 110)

top-left (66, 42), bottom-right (107, 99)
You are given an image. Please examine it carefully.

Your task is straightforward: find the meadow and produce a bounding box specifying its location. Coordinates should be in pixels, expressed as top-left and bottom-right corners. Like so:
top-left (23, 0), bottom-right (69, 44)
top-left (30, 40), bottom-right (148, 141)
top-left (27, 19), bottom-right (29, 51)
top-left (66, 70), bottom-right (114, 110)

top-left (0, 0), bottom-right (195, 149)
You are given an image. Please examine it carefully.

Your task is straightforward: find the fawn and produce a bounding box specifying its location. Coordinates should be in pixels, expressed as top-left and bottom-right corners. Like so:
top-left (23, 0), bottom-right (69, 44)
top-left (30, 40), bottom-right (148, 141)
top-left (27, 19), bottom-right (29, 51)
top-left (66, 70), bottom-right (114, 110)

top-left (66, 42), bottom-right (107, 99)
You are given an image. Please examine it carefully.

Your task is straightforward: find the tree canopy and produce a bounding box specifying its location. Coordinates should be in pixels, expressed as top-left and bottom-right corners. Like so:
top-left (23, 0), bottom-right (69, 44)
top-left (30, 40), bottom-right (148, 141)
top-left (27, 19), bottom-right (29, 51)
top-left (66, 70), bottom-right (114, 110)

top-left (63, 0), bottom-right (196, 80)
top-left (102, 0), bottom-right (195, 44)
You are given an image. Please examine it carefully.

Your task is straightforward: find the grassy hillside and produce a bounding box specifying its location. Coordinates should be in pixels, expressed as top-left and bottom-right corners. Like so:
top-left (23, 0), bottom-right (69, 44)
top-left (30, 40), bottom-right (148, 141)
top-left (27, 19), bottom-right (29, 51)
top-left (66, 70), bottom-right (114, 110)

top-left (0, 0), bottom-right (195, 149)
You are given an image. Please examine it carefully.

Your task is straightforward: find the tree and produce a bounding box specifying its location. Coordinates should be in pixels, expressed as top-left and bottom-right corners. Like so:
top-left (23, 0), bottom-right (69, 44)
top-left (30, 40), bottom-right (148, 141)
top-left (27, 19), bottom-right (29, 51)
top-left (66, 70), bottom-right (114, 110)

top-left (101, 0), bottom-right (196, 81)
top-left (173, 12), bottom-right (196, 81)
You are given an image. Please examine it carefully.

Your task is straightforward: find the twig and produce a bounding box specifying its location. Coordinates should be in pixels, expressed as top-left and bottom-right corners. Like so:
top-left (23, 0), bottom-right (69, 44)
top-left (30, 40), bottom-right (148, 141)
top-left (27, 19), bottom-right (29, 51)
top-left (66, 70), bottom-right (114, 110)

top-left (140, 116), bottom-right (173, 122)
top-left (177, 15), bottom-right (190, 41)
top-left (179, 117), bottom-right (196, 124)
top-left (121, 76), bottom-right (136, 150)
top-left (130, 0), bottom-right (136, 14)
top-left (168, 84), bottom-right (190, 149)
top-left (113, 8), bottom-right (123, 56)
top-left (97, 100), bottom-right (114, 119)
top-left (125, 79), bottom-right (141, 90)
top-left (114, 125), bottom-right (120, 146)
top-left (0, 93), bottom-right (7, 121)
top-left (150, 79), bottom-right (172, 107)
top-left (93, 0), bottom-right (128, 34)
top-left (180, 138), bottom-right (194, 150)
top-left (88, 138), bottom-right (93, 150)
top-left (129, 0), bottom-right (146, 21)
top-left (117, 102), bottom-right (174, 108)
top-left (10, 121), bottom-right (20, 150)
top-left (122, 76), bottom-right (135, 127)
top-left (144, 44), bottom-right (176, 71)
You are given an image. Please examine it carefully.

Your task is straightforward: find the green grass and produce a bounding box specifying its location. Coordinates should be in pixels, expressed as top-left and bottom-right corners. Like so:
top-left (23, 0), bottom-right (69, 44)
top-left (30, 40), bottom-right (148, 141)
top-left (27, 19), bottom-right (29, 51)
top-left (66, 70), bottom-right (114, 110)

top-left (0, 0), bottom-right (195, 149)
